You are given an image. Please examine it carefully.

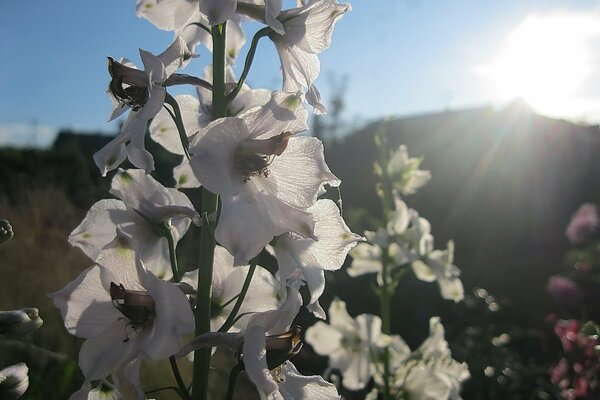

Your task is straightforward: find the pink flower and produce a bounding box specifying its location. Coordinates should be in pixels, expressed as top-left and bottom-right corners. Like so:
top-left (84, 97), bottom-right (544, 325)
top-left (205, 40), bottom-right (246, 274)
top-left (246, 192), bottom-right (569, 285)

top-left (566, 203), bottom-right (599, 245)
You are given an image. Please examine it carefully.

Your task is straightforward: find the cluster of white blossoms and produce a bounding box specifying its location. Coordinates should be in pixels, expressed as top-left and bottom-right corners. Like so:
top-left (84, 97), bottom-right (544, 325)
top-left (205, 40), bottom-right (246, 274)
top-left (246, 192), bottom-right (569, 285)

top-left (305, 143), bottom-right (469, 398)
top-left (50, 0), bottom-right (366, 399)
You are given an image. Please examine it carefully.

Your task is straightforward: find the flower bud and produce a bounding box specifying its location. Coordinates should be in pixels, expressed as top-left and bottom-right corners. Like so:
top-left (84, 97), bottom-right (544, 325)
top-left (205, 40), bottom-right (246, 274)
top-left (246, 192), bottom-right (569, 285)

top-left (0, 219), bottom-right (14, 246)
top-left (0, 308), bottom-right (43, 335)
top-left (0, 363), bottom-right (29, 399)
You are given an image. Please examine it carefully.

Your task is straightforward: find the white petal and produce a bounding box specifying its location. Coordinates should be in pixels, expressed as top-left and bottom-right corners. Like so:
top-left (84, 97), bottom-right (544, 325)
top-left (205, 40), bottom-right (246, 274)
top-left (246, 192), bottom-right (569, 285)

top-left (267, 137), bottom-right (339, 209)
top-left (136, 0), bottom-right (197, 31)
top-left (69, 199), bottom-right (127, 261)
top-left (418, 317), bottom-right (450, 359)
top-left (340, 350), bottom-right (371, 390)
top-left (243, 324), bottom-right (282, 400)
top-left (157, 36), bottom-right (188, 77)
top-left (327, 299), bottom-right (354, 332)
top-left (78, 319), bottom-right (138, 381)
top-left (306, 199), bottom-right (362, 269)
top-left (93, 136), bottom-right (128, 177)
top-left (140, 49), bottom-right (166, 83)
top-left (189, 117), bottom-right (250, 197)
top-left (347, 243), bottom-right (383, 277)
top-left (174, 159), bottom-right (202, 189)
top-left (438, 276), bottom-right (464, 303)
top-left (216, 188), bottom-right (315, 266)
top-left (278, 362), bottom-right (340, 400)
top-left (243, 91), bottom-right (309, 139)
top-left (137, 272), bottom-right (195, 360)
top-left (264, 0), bottom-right (284, 34)
top-left (49, 266), bottom-right (121, 339)
top-left (411, 260), bottom-right (437, 283)
top-left (305, 321), bottom-right (342, 355)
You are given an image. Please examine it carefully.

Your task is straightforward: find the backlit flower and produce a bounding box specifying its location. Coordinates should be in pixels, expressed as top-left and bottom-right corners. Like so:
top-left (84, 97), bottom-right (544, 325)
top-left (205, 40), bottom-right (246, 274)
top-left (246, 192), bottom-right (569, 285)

top-left (49, 241), bottom-right (194, 399)
top-left (189, 91), bottom-right (339, 265)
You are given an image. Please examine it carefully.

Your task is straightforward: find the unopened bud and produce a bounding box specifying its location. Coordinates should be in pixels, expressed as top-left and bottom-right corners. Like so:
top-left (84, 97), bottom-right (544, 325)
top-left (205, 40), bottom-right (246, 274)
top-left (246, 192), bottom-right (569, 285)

top-left (265, 325), bottom-right (303, 370)
top-left (0, 220), bottom-right (14, 246)
top-left (0, 308), bottom-right (43, 336)
top-left (0, 363), bottom-right (29, 399)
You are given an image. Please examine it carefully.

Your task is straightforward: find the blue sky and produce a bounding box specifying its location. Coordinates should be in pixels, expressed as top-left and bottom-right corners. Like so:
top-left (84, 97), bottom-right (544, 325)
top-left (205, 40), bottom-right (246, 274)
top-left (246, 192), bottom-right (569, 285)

top-left (1, 0), bottom-right (600, 147)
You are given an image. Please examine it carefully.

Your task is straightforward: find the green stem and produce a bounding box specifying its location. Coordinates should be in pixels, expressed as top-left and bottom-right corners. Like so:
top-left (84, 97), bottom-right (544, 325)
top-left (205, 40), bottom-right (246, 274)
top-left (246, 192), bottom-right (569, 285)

top-left (225, 27), bottom-right (272, 104)
top-left (164, 93), bottom-right (191, 161)
top-left (379, 246), bottom-right (392, 400)
top-left (170, 356), bottom-right (192, 400)
top-left (218, 259), bottom-right (257, 333)
top-left (375, 122), bottom-right (394, 220)
top-left (166, 231), bottom-right (181, 282)
top-left (191, 22), bottom-right (227, 400)
top-left (225, 363), bottom-right (243, 400)
top-left (187, 21), bottom-right (212, 35)
top-left (145, 386), bottom-right (184, 397)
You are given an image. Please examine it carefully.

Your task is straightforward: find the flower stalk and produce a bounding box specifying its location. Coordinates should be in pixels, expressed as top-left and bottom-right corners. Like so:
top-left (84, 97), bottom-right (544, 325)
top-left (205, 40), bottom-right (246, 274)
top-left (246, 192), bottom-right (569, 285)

top-left (192, 21), bottom-right (227, 400)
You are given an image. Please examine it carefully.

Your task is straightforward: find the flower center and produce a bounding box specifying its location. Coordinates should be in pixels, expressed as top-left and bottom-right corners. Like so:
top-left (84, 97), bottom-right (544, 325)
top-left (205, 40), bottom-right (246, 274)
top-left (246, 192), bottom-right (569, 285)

top-left (234, 131), bottom-right (291, 183)
top-left (110, 282), bottom-right (155, 340)
top-left (107, 57), bottom-right (150, 111)
top-left (264, 325), bottom-right (303, 370)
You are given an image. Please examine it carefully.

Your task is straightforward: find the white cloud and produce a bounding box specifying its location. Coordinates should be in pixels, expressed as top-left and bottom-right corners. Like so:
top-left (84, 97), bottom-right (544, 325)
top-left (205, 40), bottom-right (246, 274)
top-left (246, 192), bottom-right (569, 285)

top-left (0, 122), bottom-right (58, 148)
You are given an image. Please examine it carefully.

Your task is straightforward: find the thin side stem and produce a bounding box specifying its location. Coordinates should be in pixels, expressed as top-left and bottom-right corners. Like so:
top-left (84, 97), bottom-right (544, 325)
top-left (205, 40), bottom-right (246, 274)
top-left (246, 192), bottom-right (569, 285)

top-left (145, 386), bottom-right (183, 397)
top-left (191, 21), bottom-right (227, 400)
top-left (225, 27), bottom-right (272, 104)
top-left (218, 259), bottom-right (257, 332)
top-left (165, 73), bottom-right (213, 91)
top-left (166, 231), bottom-right (181, 282)
top-left (187, 21), bottom-right (212, 35)
top-left (164, 93), bottom-right (191, 161)
top-left (170, 356), bottom-right (192, 400)
top-left (225, 363), bottom-right (243, 400)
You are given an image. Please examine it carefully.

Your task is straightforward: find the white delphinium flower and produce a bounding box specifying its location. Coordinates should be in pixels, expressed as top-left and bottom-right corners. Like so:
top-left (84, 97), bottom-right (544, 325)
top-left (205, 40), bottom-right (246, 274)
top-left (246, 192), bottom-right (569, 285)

top-left (269, 0), bottom-right (351, 113)
top-left (69, 169), bottom-right (200, 279)
top-left (0, 308), bottom-right (43, 335)
top-left (136, 0), bottom-right (247, 63)
top-left (189, 91), bottom-right (339, 265)
top-left (49, 240), bottom-right (195, 399)
top-left (182, 245), bottom-right (280, 332)
top-left (305, 299), bottom-right (388, 390)
top-left (272, 199), bottom-right (363, 318)
top-left (411, 241), bottom-right (464, 302)
top-left (94, 37), bottom-right (189, 175)
top-left (149, 67), bottom-right (272, 189)
top-left (347, 196), bottom-right (431, 283)
top-left (386, 318), bottom-right (470, 400)
top-left (386, 145), bottom-right (431, 196)
top-left (0, 363), bottom-right (29, 400)
top-left (178, 288), bottom-right (339, 399)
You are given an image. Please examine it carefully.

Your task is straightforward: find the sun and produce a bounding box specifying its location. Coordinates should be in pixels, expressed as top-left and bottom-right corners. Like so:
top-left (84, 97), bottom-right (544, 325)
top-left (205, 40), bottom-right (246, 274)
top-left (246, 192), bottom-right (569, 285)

top-left (488, 14), bottom-right (600, 118)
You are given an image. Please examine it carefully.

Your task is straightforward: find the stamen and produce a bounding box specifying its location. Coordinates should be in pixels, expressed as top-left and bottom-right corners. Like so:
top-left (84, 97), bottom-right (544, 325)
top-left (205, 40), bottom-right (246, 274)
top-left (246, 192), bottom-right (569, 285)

top-left (234, 131), bottom-right (291, 182)
top-left (107, 57), bottom-right (150, 111)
